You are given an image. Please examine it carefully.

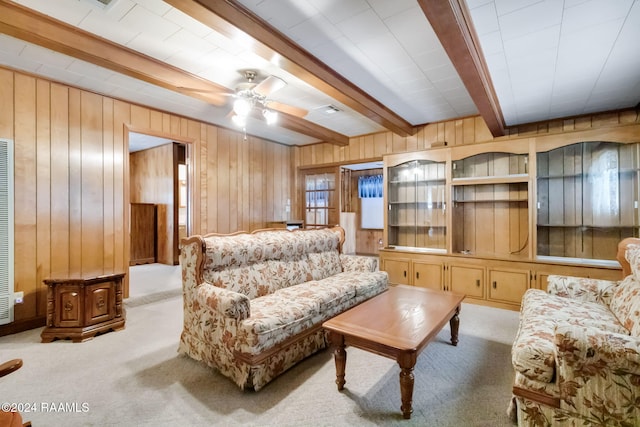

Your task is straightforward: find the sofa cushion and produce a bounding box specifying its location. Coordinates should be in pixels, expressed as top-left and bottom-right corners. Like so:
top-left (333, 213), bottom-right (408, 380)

top-left (238, 292), bottom-right (321, 355)
top-left (610, 274), bottom-right (640, 335)
top-left (512, 289), bottom-right (627, 383)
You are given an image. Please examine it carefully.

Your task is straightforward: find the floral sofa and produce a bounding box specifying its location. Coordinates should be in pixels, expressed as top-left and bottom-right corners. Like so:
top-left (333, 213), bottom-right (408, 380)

top-left (509, 238), bottom-right (640, 426)
top-left (178, 226), bottom-right (388, 391)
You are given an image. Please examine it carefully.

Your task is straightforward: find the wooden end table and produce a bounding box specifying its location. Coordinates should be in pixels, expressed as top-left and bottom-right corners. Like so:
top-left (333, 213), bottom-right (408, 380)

top-left (323, 285), bottom-right (465, 419)
top-left (41, 273), bottom-right (126, 343)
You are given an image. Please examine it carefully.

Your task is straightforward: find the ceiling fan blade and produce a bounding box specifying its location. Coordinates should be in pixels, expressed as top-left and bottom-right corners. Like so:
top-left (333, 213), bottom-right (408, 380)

top-left (266, 100), bottom-right (308, 118)
top-left (254, 75), bottom-right (286, 96)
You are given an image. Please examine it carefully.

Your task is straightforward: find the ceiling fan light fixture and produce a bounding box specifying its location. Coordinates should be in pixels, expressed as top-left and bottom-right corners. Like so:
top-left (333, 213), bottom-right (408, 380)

top-left (231, 113), bottom-right (246, 128)
top-left (233, 98), bottom-right (252, 117)
top-left (263, 109), bottom-right (278, 125)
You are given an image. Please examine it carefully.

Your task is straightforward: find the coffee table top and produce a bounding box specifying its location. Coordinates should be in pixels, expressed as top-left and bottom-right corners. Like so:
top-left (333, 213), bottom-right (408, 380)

top-left (323, 285), bottom-right (465, 353)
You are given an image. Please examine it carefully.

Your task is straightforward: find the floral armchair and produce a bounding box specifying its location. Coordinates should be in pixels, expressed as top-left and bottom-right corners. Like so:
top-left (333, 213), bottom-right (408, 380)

top-left (509, 238), bottom-right (640, 426)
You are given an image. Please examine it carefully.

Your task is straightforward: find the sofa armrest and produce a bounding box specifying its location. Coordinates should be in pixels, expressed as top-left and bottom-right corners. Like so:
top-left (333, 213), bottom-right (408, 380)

top-left (196, 283), bottom-right (251, 321)
top-left (546, 275), bottom-right (619, 305)
top-left (554, 324), bottom-right (640, 420)
top-left (340, 254), bottom-right (378, 272)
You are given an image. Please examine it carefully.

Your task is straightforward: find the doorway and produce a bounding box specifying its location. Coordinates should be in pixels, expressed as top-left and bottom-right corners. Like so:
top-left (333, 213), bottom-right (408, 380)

top-left (128, 132), bottom-right (191, 266)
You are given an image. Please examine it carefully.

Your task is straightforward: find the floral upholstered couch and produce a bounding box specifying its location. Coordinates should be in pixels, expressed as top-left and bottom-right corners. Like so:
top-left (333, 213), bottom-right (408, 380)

top-left (509, 238), bottom-right (640, 426)
top-left (178, 226), bottom-right (388, 391)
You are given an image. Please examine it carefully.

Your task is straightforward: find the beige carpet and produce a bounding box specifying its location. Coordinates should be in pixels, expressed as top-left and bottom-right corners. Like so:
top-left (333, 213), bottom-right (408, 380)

top-left (1, 268), bottom-right (520, 427)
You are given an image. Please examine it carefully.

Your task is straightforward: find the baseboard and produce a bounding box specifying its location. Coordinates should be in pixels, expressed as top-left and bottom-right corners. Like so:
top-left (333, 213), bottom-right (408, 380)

top-left (0, 316), bottom-right (46, 337)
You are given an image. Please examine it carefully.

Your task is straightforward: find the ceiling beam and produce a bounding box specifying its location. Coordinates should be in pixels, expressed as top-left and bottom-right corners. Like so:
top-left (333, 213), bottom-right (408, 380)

top-left (417, 0), bottom-right (506, 137)
top-left (0, 0), bottom-right (348, 144)
top-left (0, 0), bottom-right (231, 106)
top-left (166, 0), bottom-right (417, 138)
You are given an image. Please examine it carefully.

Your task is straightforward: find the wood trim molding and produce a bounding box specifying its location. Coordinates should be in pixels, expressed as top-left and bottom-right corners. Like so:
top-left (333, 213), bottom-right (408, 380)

top-left (166, 0), bottom-right (417, 138)
top-left (512, 386), bottom-right (561, 408)
top-left (418, 0), bottom-right (506, 138)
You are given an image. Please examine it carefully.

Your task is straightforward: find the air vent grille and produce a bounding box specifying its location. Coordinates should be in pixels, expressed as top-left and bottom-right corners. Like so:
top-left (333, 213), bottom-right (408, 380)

top-left (0, 139), bottom-right (13, 325)
top-left (86, 0), bottom-right (118, 8)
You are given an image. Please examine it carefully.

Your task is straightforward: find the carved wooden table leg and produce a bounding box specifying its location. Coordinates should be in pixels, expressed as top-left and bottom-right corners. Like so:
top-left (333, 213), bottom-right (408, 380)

top-left (329, 331), bottom-right (347, 390)
top-left (398, 352), bottom-right (417, 419)
top-left (449, 305), bottom-right (461, 346)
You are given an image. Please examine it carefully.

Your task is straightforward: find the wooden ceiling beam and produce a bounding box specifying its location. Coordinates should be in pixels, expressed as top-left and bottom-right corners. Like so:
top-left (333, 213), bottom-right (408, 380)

top-left (417, 0), bottom-right (506, 137)
top-left (166, 0), bottom-right (417, 138)
top-left (0, 0), bottom-right (231, 106)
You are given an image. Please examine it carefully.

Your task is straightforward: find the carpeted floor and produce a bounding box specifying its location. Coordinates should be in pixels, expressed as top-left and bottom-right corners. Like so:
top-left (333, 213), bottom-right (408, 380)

top-left (1, 265), bottom-right (520, 426)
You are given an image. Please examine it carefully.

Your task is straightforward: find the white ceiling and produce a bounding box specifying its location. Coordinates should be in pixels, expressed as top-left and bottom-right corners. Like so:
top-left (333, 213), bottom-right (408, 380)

top-left (1, 0), bottom-right (638, 146)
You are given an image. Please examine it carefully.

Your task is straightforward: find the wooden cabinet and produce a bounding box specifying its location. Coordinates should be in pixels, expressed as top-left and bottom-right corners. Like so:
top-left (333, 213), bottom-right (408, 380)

top-left (381, 258), bottom-right (411, 285)
top-left (449, 264), bottom-right (485, 299)
top-left (130, 203), bottom-right (156, 265)
top-left (536, 141), bottom-right (640, 262)
top-left (41, 273), bottom-right (126, 343)
top-left (379, 133), bottom-right (639, 310)
top-left (413, 260), bottom-right (443, 290)
top-left (384, 149), bottom-right (448, 251)
top-left (488, 268), bottom-right (529, 305)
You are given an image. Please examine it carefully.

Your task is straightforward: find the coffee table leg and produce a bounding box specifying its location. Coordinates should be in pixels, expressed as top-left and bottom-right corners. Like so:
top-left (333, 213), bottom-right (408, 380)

top-left (329, 331), bottom-right (347, 390)
top-left (398, 352), bottom-right (417, 419)
top-left (450, 305), bottom-right (460, 346)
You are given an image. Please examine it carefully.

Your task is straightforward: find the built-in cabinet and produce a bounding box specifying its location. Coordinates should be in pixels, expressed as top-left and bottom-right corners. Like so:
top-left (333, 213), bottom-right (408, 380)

top-left (380, 127), bottom-right (640, 310)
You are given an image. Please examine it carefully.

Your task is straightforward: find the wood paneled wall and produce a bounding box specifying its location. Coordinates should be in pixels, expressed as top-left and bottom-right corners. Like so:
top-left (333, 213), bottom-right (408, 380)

top-left (294, 112), bottom-right (640, 168)
top-left (0, 66), bottom-right (294, 333)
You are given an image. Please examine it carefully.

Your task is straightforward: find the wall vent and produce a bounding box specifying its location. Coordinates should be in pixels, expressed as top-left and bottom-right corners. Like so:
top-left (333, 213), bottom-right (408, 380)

top-left (0, 139), bottom-right (14, 325)
top-left (85, 0), bottom-right (119, 9)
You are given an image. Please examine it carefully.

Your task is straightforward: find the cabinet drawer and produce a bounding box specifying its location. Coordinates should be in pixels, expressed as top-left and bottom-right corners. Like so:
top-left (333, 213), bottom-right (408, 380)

top-left (449, 265), bottom-right (484, 298)
top-left (489, 269), bottom-right (529, 304)
top-left (382, 259), bottom-right (411, 285)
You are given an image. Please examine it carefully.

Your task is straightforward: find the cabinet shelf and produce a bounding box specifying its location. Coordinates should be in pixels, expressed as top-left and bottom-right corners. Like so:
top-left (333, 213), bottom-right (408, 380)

top-left (388, 201), bottom-right (445, 205)
top-left (454, 198), bottom-right (528, 203)
top-left (538, 168), bottom-right (640, 179)
top-left (537, 224), bottom-right (638, 228)
top-left (451, 174), bottom-right (529, 186)
top-left (389, 179), bottom-right (445, 185)
top-left (389, 224), bottom-right (446, 228)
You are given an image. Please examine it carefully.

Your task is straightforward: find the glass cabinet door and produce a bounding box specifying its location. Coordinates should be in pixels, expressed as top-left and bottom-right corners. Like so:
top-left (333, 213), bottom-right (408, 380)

top-left (387, 159), bottom-right (446, 250)
top-left (537, 141), bottom-right (640, 261)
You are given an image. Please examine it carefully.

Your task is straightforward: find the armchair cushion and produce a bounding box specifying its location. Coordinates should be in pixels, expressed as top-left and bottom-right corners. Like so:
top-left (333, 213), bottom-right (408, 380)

top-left (513, 289), bottom-right (627, 383)
top-left (609, 274), bottom-right (640, 335)
top-left (554, 324), bottom-right (640, 422)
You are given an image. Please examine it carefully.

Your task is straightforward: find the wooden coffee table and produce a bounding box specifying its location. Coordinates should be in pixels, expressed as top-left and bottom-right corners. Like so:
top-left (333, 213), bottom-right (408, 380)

top-left (323, 284), bottom-right (465, 419)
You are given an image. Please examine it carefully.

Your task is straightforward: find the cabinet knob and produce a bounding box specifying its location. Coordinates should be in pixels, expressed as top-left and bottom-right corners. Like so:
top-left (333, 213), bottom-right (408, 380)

top-left (416, 272), bottom-right (420, 279)
top-left (492, 281), bottom-right (497, 289)
top-left (404, 270), bottom-right (407, 278)
top-left (476, 279), bottom-right (480, 287)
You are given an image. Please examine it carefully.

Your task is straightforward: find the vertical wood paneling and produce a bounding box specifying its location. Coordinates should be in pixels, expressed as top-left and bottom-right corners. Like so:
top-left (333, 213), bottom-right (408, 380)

top-left (81, 91), bottom-right (105, 276)
top-left (50, 83), bottom-right (69, 277)
top-left (113, 101), bottom-right (129, 277)
top-left (217, 128), bottom-right (230, 233)
top-left (103, 98), bottom-right (115, 272)
top-left (68, 88), bottom-right (82, 275)
top-left (0, 69), bottom-right (13, 137)
top-left (36, 79), bottom-right (51, 315)
top-left (13, 73), bottom-right (37, 319)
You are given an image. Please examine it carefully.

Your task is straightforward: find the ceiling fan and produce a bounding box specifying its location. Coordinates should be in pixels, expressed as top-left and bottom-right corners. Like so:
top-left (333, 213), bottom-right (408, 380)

top-left (179, 70), bottom-right (308, 128)
top-left (221, 70), bottom-right (310, 128)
